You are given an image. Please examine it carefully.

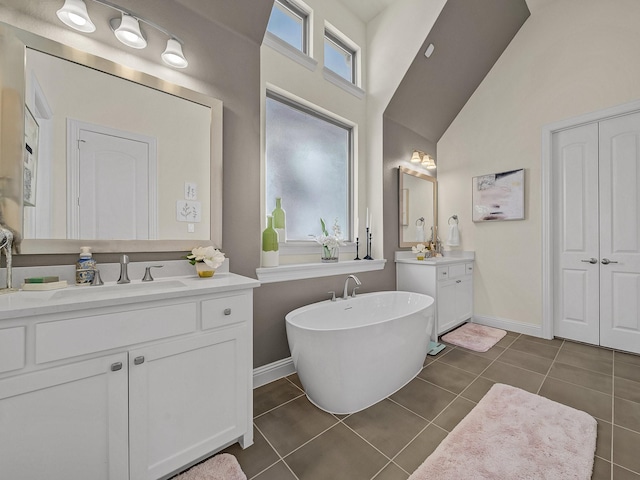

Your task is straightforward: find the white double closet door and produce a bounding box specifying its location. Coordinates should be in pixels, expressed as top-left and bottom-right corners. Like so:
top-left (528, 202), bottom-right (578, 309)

top-left (553, 111), bottom-right (640, 354)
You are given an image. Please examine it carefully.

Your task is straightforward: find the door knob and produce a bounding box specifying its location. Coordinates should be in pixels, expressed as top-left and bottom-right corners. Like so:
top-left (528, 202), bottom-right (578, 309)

top-left (601, 258), bottom-right (618, 265)
top-left (581, 258), bottom-right (598, 264)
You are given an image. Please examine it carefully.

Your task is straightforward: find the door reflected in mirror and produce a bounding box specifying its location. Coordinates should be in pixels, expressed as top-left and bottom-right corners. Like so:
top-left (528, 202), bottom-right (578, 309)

top-left (398, 166), bottom-right (437, 248)
top-left (24, 48), bottom-right (211, 241)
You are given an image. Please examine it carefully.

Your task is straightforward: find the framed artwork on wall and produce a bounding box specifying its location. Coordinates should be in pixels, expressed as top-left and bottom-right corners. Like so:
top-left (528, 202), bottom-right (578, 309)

top-left (472, 168), bottom-right (524, 222)
top-left (24, 106), bottom-right (39, 207)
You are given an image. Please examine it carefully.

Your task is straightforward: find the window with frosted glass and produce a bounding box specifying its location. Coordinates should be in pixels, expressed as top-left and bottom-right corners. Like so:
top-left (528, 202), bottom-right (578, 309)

top-left (266, 0), bottom-right (307, 53)
top-left (266, 94), bottom-right (351, 241)
top-left (324, 31), bottom-right (355, 84)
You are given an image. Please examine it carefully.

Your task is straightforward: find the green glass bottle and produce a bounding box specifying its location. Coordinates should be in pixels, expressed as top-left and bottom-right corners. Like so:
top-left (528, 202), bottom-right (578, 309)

top-left (272, 197), bottom-right (286, 242)
top-left (261, 215), bottom-right (279, 267)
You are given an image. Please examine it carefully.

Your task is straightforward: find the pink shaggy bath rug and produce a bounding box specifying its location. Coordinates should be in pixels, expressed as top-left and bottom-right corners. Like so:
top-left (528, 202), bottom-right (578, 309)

top-left (172, 453), bottom-right (246, 480)
top-left (441, 322), bottom-right (506, 352)
top-left (409, 384), bottom-right (597, 480)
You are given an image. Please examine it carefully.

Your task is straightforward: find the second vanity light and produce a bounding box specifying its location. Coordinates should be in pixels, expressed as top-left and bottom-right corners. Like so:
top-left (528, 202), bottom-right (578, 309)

top-left (56, 0), bottom-right (188, 68)
top-left (410, 150), bottom-right (437, 170)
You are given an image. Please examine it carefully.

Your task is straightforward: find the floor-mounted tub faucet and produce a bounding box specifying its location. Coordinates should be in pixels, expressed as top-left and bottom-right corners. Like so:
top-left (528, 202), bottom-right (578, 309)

top-left (343, 275), bottom-right (362, 299)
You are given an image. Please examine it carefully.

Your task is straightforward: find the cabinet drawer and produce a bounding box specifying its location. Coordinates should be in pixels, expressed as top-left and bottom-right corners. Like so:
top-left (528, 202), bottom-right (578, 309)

top-left (35, 303), bottom-right (197, 364)
top-left (202, 294), bottom-right (250, 330)
top-left (437, 267), bottom-right (449, 281)
top-left (0, 327), bottom-right (25, 373)
top-left (466, 263), bottom-right (474, 275)
top-left (448, 264), bottom-right (466, 278)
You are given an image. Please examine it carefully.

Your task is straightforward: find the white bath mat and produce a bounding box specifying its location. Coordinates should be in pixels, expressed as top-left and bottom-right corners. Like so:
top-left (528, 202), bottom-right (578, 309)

top-left (172, 453), bottom-right (246, 480)
top-left (408, 384), bottom-right (597, 480)
top-left (441, 322), bottom-right (506, 352)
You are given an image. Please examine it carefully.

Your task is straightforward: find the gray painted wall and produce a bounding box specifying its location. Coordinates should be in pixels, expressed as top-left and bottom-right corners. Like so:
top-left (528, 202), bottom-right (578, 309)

top-left (382, 116), bottom-right (437, 253)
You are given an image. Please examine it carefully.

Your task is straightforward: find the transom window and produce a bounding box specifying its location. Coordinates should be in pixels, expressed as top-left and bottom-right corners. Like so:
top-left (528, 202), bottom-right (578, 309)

top-left (324, 30), bottom-right (356, 84)
top-left (265, 92), bottom-right (352, 241)
top-left (266, 0), bottom-right (308, 54)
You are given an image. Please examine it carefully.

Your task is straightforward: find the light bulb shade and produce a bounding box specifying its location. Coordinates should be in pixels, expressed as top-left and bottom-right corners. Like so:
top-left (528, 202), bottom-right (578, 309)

top-left (112, 14), bottom-right (147, 49)
top-left (422, 155), bottom-right (437, 169)
top-left (162, 38), bottom-right (188, 68)
top-left (56, 0), bottom-right (95, 33)
top-left (410, 150), bottom-right (422, 163)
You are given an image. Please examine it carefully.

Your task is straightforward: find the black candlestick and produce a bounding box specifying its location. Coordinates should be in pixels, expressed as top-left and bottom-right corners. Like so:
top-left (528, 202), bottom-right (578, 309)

top-left (364, 228), bottom-right (373, 260)
top-left (354, 237), bottom-right (361, 260)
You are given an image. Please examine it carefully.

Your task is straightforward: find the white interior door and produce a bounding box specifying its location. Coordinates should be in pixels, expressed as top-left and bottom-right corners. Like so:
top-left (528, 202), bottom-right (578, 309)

top-left (79, 129), bottom-right (151, 240)
top-left (599, 112), bottom-right (640, 353)
top-left (552, 123), bottom-right (601, 345)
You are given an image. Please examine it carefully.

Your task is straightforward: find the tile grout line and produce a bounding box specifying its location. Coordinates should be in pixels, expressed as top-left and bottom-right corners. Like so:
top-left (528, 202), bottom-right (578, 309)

top-left (253, 392), bottom-right (306, 420)
top-left (249, 422), bottom-right (301, 480)
top-left (535, 338), bottom-right (565, 395)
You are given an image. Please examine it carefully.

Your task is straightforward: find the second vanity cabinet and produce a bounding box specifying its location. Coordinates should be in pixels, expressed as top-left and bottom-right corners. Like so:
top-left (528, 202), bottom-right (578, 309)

top-left (0, 276), bottom-right (258, 480)
top-left (396, 256), bottom-right (474, 335)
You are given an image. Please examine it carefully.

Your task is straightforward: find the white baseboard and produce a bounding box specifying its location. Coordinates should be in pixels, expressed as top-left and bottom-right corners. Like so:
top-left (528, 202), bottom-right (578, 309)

top-left (253, 357), bottom-right (296, 389)
top-left (473, 315), bottom-right (547, 339)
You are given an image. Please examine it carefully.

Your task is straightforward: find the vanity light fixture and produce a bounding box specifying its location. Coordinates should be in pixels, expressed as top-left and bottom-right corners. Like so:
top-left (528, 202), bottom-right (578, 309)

top-left (162, 38), bottom-right (189, 69)
top-left (55, 0), bottom-right (189, 68)
top-left (409, 150), bottom-right (436, 169)
top-left (56, 0), bottom-right (96, 33)
top-left (422, 154), bottom-right (437, 170)
top-left (110, 13), bottom-right (147, 49)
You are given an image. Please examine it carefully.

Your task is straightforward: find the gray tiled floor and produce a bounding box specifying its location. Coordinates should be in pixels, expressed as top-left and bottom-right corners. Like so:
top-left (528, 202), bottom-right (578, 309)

top-left (225, 329), bottom-right (640, 480)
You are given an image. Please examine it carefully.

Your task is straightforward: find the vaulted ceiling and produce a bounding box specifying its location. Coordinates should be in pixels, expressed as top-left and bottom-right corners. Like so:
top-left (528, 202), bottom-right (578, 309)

top-left (383, 0), bottom-right (530, 143)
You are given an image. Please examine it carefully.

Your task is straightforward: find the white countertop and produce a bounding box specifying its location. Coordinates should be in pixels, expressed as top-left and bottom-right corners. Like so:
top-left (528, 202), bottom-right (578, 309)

top-left (394, 250), bottom-right (475, 266)
top-left (0, 272), bottom-right (260, 320)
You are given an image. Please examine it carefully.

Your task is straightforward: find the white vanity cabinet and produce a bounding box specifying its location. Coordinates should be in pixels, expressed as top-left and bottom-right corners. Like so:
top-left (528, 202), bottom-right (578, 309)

top-left (396, 255), bottom-right (474, 335)
top-left (0, 276), bottom-right (258, 480)
top-left (0, 351), bottom-right (130, 480)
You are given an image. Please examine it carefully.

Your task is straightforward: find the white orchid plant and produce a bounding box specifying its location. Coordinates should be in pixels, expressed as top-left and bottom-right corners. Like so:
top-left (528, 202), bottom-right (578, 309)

top-left (186, 246), bottom-right (226, 269)
top-left (311, 218), bottom-right (345, 258)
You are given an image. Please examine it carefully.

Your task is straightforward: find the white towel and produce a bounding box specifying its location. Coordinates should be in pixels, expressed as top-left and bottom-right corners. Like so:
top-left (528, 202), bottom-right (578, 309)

top-left (446, 223), bottom-right (460, 246)
top-left (416, 225), bottom-right (425, 242)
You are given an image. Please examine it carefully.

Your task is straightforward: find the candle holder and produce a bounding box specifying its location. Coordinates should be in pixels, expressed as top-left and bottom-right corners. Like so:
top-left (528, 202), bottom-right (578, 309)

top-left (354, 237), bottom-right (361, 260)
top-left (364, 228), bottom-right (373, 260)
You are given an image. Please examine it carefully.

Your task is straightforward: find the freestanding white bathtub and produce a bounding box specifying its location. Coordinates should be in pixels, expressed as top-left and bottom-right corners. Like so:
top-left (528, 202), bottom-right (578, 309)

top-left (285, 291), bottom-right (435, 414)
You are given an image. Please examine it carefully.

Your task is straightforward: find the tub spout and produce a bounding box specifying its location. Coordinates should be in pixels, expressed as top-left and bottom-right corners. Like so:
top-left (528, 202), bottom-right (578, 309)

top-left (343, 275), bottom-right (362, 300)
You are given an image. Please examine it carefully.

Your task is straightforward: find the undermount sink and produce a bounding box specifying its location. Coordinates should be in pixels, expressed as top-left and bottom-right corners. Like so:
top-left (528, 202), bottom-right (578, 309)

top-left (51, 280), bottom-right (188, 300)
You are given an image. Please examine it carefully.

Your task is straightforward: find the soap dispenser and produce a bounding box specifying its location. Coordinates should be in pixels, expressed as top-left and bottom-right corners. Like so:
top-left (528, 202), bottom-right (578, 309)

top-left (76, 246), bottom-right (96, 285)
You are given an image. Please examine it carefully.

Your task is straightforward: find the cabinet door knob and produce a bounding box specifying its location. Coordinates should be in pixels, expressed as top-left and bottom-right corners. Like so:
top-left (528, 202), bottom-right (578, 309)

top-left (601, 258), bottom-right (618, 265)
top-left (581, 258), bottom-right (598, 264)
top-left (224, 308), bottom-right (232, 315)
top-left (111, 362), bottom-right (123, 371)
top-left (134, 356), bottom-right (145, 365)
top-left (456, 279), bottom-right (462, 283)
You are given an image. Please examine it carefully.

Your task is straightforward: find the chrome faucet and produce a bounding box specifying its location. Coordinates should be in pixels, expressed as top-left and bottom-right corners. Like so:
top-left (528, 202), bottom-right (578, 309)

top-left (117, 254), bottom-right (130, 284)
top-left (343, 275), bottom-right (362, 300)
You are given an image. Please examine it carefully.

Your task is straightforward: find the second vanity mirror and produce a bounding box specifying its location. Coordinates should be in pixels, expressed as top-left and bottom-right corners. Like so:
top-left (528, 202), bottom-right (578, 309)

top-left (1, 22), bottom-right (222, 254)
top-left (398, 166), bottom-right (437, 248)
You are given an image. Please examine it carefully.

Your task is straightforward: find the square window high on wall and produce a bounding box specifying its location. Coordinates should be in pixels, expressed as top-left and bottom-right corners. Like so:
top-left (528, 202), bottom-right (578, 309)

top-left (267, 0), bottom-right (309, 54)
top-left (324, 30), bottom-right (356, 84)
top-left (265, 92), bottom-right (352, 241)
